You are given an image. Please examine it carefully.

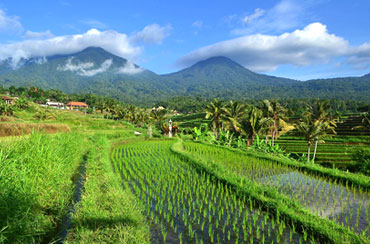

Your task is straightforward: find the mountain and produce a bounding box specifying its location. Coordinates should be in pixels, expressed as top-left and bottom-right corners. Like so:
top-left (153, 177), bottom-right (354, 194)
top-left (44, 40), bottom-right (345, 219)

top-left (0, 47), bottom-right (173, 105)
top-left (0, 47), bottom-right (369, 105)
top-left (161, 56), bottom-right (298, 99)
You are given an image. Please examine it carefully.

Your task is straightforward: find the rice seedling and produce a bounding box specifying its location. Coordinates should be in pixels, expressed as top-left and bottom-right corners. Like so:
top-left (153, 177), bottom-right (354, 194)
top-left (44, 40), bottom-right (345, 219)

top-left (183, 141), bottom-right (370, 237)
top-left (111, 140), bottom-right (309, 243)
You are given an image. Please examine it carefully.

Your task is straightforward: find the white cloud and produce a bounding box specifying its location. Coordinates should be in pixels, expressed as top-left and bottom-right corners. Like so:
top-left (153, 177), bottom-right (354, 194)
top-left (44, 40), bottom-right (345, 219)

top-left (33, 56), bottom-right (47, 65)
top-left (0, 9), bottom-right (23, 33)
top-left (232, 0), bottom-right (304, 35)
top-left (116, 60), bottom-right (144, 75)
top-left (347, 42), bottom-right (370, 69)
top-left (81, 19), bottom-right (108, 29)
top-left (177, 23), bottom-right (362, 72)
top-left (24, 30), bottom-right (54, 39)
top-left (242, 8), bottom-right (265, 25)
top-left (130, 24), bottom-right (172, 44)
top-left (0, 28), bottom-right (141, 68)
top-left (57, 57), bottom-right (113, 76)
top-left (192, 20), bottom-right (204, 28)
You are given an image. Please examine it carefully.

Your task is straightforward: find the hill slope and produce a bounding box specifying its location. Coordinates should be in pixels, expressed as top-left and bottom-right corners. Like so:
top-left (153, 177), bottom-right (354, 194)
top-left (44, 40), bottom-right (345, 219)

top-left (0, 47), bottom-right (171, 105)
top-left (0, 47), bottom-right (369, 105)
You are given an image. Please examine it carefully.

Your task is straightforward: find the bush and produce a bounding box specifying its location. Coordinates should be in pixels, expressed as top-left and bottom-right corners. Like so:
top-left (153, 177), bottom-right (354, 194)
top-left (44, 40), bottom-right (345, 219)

top-left (351, 147), bottom-right (370, 175)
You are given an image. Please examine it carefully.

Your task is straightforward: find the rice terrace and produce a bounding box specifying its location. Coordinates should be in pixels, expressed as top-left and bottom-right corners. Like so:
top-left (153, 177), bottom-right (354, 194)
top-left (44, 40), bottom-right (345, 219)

top-left (1, 1), bottom-right (370, 244)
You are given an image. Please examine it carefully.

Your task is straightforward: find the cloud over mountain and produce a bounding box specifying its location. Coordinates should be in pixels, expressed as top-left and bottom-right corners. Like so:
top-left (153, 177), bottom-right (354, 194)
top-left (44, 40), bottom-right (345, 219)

top-left (178, 22), bottom-right (370, 72)
top-left (116, 60), bottom-right (144, 75)
top-left (0, 23), bottom-right (171, 68)
top-left (57, 57), bottom-right (113, 76)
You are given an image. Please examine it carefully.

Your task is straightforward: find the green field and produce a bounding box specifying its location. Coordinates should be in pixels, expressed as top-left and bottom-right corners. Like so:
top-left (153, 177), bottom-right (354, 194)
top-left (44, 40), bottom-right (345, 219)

top-left (1, 105), bottom-right (370, 243)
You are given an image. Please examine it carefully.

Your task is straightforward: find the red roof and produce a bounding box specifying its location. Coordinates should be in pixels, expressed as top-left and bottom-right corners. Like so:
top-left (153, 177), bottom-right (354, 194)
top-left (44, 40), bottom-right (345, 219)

top-left (1, 95), bottom-right (14, 100)
top-left (66, 102), bottom-right (88, 107)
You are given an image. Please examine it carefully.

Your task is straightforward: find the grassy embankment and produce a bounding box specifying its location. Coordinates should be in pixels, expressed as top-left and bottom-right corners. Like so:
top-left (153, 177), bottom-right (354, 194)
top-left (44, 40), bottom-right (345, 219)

top-left (65, 135), bottom-right (150, 244)
top-left (0, 105), bottom-right (151, 243)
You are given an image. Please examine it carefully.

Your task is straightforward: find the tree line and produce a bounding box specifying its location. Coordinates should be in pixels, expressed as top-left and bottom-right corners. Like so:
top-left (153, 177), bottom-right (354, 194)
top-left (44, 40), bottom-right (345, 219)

top-left (203, 99), bottom-right (346, 163)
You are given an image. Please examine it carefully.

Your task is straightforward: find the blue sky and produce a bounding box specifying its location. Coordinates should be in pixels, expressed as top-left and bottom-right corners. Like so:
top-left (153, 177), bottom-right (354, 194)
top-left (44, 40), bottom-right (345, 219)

top-left (0, 0), bottom-right (370, 80)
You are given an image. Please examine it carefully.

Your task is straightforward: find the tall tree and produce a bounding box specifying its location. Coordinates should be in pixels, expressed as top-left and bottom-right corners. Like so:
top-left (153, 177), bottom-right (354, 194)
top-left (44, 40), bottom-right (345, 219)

top-left (295, 100), bottom-right (338, 163)
top-left (205, 99), bottom-right (225, 138)
top-left (223, 101), bottom-right (246, 133)
top-left (240, 106), bottom-right (269, 146)
top-left (261, 99), bottom-right (288, 146)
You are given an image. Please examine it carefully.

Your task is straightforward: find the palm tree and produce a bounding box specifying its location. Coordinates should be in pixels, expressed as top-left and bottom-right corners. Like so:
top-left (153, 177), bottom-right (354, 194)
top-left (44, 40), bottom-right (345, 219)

top-left (150, 109), bottom-right (166, 124)
top-left (261, 99), bottom-right (288, 146)
top-left (296, 100), bottom-right (338, 163)
top-left (136, 109), bottom-right (148, 127)
top-left (96, 99), bottom-right (106, 114)
top-left (126, 105), bottom-right (137, 123)
top-left (295, 118), bottom-right (336, 163)
top-left (205, 99), bottom-right (226, 138)
top-left (352, 111), bottom-right (370, 131)
top-left (309, 100), bottom-right (338, 161)
top-left (148, 109), bottom-right (166, 138)
top-left (239, 106), bottom-right (269, 146)
top-left (223, 101), bottom-right (246, 133)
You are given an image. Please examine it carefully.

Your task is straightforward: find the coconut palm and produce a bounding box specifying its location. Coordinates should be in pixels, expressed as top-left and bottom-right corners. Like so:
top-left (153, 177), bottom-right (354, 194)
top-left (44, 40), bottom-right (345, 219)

top-left (352, 111), bottom-right (370, 131)
top-left (148, 109), bottom-right (167, 138)
top-left (307, 100), bottom-right (338, 161)
top-left (126, 105), bottom-right (137, 123)
top-left (261, 99), bottom-right (288, 146)
top-left (150, 109), bottom-right (166, 124)
top-left (223, 101), bottom-right (246, 133)
top-left (296, 100), bottom-right (338, 163)
top-left (136, 109), bottom-right (148, 127)
top-left (239, 106), bottom-right (269, 146)
top-left (295, 118), bottom-right (336, 163)
top-left (205, 99), bottom-right (226, 138)
top-left (96, 99), bottom-right (107, 114)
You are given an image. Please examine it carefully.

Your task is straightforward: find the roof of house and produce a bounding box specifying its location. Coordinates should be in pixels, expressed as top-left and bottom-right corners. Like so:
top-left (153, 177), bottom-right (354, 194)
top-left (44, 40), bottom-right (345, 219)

top-left (1, 95), bottom-right (15, 100)
top-left (66, 102), bottom-right (88, 107)
top-left (46, 102), bottom-right (64, 105)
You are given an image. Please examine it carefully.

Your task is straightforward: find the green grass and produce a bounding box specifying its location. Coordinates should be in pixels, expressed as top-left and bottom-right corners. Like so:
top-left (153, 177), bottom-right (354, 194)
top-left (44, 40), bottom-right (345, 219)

top-left (0, 132), bottom-right (87, 243)
top-left (0, 103), bottom-right (152, 243)
top-left (65, 135), bottom-right (150, 244)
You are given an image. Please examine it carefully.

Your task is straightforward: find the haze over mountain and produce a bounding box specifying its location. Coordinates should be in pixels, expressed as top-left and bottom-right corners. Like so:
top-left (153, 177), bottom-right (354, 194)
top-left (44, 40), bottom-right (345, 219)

top-left (0, 47), bottom-right (369, 106)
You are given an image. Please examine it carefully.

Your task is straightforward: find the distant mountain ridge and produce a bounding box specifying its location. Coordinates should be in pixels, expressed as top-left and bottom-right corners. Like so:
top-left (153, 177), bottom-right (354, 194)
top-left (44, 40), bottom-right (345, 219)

top-left (0, 47), bottom-right (369, 105)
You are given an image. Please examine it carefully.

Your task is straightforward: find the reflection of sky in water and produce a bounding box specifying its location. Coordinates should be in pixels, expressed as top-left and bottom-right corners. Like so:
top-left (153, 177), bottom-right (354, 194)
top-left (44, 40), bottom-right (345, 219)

top-left (256, 171), bottom-right (370, 234)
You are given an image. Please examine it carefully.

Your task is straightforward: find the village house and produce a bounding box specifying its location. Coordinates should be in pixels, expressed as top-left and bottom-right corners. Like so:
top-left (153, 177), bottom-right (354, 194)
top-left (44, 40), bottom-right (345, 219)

top-left (46, 101), bottom-right (64, 109)
top-left (66, 101), bottom-right (88, 110)
top-left (0, 95), bottom-right (15, 105)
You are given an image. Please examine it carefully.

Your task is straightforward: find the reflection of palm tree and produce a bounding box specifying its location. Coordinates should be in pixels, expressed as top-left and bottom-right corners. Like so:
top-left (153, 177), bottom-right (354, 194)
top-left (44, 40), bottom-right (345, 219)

top-left (205, 99), bottom-right (225, 138)
top-left (262, 99), bottom-right (287, 146)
